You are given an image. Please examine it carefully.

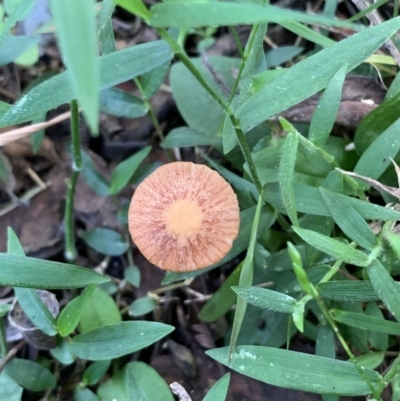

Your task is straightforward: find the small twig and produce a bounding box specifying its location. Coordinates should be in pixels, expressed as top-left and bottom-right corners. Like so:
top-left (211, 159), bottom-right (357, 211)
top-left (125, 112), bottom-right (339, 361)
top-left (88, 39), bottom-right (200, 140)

top-left (0, 110), bottom-right (72, 146)
top-left (351, 0), bottom-right (400, 67)
top-left (0, 340), bottom-right (25, 373)
top-left (170, 382), bottom-right (193, 401)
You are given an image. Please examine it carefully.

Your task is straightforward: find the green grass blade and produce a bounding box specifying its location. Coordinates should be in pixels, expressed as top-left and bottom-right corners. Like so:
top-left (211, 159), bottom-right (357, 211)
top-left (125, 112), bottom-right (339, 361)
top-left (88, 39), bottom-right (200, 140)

top-left (49, 0), bottom-right (100, 134)
top-left (264, 182), bottom-right (400, 221)
top-left (206, 346), bottom-right (381, 396)
top-left (229, 194), bottom-right (263, 359)
top-left (293, 227), bottom-right (369, 266)
top-left (69, 321), bottom-right (174, 360)
top-left (238, 16), bottom-right (400, 132)
top-left (309, 65), bottom-right (347, 147)
top-left (98, 0), bottom-right (116, 55)
top-left (279, 131), bottom-right (299, 226)
top-left (320, 188), bottom-right (378, 251)
top-left (330, 309), bottom-right (400, 335)
top-left (202, 373), bottom-right (230, 401)
top-left (0, 253), bottom-right (109, 289)
top-left (1, 40), bottom-right (172, 127)
top-left (233, 286), bottom-right (296, 313)
top-left (318, 281), bottom-right (379, 302)
top-left (354, 118), bottom-right (400, 181)
top-left (367, 259), bottom-right (400, 322)
top-left (150, 2), bottom-right (360, 29)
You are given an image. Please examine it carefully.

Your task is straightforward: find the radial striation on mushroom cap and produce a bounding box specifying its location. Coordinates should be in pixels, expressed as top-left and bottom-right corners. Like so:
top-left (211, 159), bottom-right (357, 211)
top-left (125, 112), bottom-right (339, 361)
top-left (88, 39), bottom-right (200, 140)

top-left (128, 162), bottom-right (240, 272)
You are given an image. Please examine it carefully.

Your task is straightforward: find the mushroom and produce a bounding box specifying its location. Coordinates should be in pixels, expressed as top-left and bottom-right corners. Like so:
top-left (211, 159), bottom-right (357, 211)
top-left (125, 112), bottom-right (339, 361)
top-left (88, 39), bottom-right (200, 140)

top-left (128, 162), bottom-right (240, 272)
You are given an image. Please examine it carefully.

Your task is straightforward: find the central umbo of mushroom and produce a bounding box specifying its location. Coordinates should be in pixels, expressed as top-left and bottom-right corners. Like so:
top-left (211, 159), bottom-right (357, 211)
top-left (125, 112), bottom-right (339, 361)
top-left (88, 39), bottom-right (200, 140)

top-left (128, 162), bottom-right (240, 272)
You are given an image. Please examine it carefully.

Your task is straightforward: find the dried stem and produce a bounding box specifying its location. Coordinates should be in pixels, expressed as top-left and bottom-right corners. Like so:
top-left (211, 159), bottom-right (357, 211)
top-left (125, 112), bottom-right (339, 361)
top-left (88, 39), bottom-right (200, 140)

top-left (170, 382), bottom-right (193, 401)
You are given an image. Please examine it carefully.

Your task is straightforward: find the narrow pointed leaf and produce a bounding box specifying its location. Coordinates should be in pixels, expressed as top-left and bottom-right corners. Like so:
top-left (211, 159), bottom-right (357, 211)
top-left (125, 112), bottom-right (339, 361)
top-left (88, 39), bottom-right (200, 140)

top-left (320, 188), bottom-right (378, 251)
top-left (367, 259), bottom-right (400, 322)
top-left (330, 309), bottom-right (400, 335)
top-left (49, 0), bottom-right (100, 133)
top-left (233, 286), bottom-right (296, 313)
top-left (264, 182), bottom-right (400, 221)
top-left (309, 65), bottom-right (347, 147)
top-left (113, 0), bottom-right (150, 20)
top-left (237, 16), bottom-right (400, 132)
top-left (1, 40), bottom-right (172, 127)
top-left (318, 281), bottom-right (379, 302)
top-left (293, 227), bottom-right (369, 266)
top-left (203, 373), bottom-right (230, 401)
top-left (109, 146), bottom-right (151, 195)
top-left (279, 132), bottom-right (299, 226)
top-left (206, 346), bottom-right (381, 396)
top-left (69, 321), bottom-right (174, 360)
top-left (0, 254), bottom-right (109, 289)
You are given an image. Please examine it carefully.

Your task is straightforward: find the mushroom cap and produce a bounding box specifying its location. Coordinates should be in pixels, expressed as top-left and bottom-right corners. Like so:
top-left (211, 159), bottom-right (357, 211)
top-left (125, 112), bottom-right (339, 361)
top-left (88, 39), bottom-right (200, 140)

top-left (128, 162), bottom-right (240, 272)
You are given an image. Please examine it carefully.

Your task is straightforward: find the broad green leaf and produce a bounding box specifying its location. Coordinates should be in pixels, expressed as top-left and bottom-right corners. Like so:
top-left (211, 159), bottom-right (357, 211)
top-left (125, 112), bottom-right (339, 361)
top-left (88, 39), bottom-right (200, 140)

top-left (98, 0), bottom-right (116, 54)
top-left (0, 253), bottom-right (108, 289)
top-left (203, 373), bottom-right (230, 401)
top-left (207, 346), bottom-right (381, 396)
top-left (81, 228), bottom-right (129, 256)
top-left (250, 69), bottom-right (286, 94)
top-left (81, 150), bottom-right (110, 197)
top-left (161, 127), bottom-right (222, 149)
top-left (170, 57), bottom-right (240, 135)
top-left (83, 360), bottom-right (111, 386)
top-left (4, 358), bottom-right (56, 391)
top-left (150, 2), bottom-right (358, 29)
top-left (330, 309), bottom-right (400, 335)
top-left (237, 16), bottom-right (400, 133)
top-left (320, 187), bottom-right (378, 251)
top-left (309, 64), bottom-right (347, 147)
top-left (265, 46), bottom-right (304, 68)
top-left (14, 288), bottom-right (58, 336)
top-left (316, 326), bottom-right (335, 359)
top-left (50, 0), bottom-right (100, 133)
top-left (354, 91), bottom-right (400, 155)
top-left (354, 118), bottom-right (400, 182)
top-left (163, 206), bottom-right (275, 284)
top-left (318, 281), bottom-right (379, 302)
top-left (354, 352), bottom-right (385, 370)
top-left (100, 88), bottom-right (148, 118)
top-left (293, 227), bottom-right (369, 266)
top-left (366, 302), bottom-right (388, 351)
top-left (109, 146), bottom-right (151, 195)
top-left (0, 35), bottom-right (40, 67)
top-left (57, 285), bottom-right (95, 336)
top-left (229, 194), bottom-right (263, 357)
top-left (79, 287), bottom-right (121, 333)
top-left (75, 387), bottom-right (99, 401)
top-left (367, 259), bottom-right (400, 322)
top-left (199, 264), bottom-right (241, 322)
top-left (113, 0), bottom-right (150, 20)
top-left (69, 321), bottom-right (174, 360)
top-left (97, 371), bottom-right (126, 401)
top-left (264, 182), bottom-right (400, 221)
top-left (129, 296), bottom-right (157, 317)
top-left (50, 338), bottom-right (74, 365)
top-left (125, 361), bottom-right (174, 401)
top-left (232, 286), bottom-right (296, 313)
top-left (125, 265), bottom-right (141, 287)
top-left (141, 61), bottom-right (170, 99)
top-left (279, 132), bottom-right (299, 226)
top-left (1, 40), bottom-right (172, 127)
top-left (0, 373), bottom-right (22, 401)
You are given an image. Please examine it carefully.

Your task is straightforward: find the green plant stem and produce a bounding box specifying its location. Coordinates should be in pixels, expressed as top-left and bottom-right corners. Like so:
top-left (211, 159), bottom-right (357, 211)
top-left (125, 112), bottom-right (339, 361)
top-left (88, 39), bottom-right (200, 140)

top-left (229, 27), bottom-right (244, 59)
top-left (64, 100), bottom-right (82, 262)
top-left (134, 77), bottom-right (174, 161)
top-left (156, 28), bottom-right (262, 194)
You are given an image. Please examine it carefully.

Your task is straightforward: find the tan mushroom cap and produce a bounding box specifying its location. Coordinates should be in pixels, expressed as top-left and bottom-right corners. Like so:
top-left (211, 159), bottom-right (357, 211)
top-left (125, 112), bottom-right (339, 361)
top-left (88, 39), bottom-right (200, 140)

top-left (128, 162), bottom-right (240, 272)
